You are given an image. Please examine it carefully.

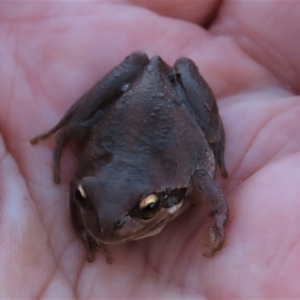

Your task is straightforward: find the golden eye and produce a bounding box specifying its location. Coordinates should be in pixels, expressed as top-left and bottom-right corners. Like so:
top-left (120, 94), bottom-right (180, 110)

top-left (74, 184), bottom-right (87, 209)
top-left (138, 194), bottom-right (159, 219)
top-left (139, 194), bottom-right (158, 209)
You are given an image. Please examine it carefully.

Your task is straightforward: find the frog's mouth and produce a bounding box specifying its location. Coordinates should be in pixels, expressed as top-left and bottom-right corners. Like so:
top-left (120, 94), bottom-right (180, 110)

top-left (130, 218), bottom-right (168, 241)
top-left (149, 217), bottom-right (168, 232)
top-left (113, 219), bottom-right (167, 243)
top-left (111, 200), bottom-right (186, 243)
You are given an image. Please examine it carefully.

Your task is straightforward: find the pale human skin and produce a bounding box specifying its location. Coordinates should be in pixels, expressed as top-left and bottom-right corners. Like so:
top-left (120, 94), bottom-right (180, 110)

top-left (1, 0), bottom-right (300, 298)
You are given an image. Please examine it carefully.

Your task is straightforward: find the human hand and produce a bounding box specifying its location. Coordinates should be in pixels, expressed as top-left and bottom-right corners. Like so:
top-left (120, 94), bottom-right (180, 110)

top-left (1, 1), bottom-right (300, 298)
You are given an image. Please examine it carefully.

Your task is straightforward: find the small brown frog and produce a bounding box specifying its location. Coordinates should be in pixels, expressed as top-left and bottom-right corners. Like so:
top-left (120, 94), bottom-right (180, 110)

top-left (31, 51), bottom-right (228, 263)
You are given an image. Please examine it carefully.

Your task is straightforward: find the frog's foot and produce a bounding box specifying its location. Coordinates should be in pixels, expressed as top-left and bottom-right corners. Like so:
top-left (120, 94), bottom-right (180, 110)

top-left (81, 232), bottom-right (112, 263)
top-left (190, 169), bottom-right (228, 256)
top-left (30, 131), bottom-right (54, 145)
top-left (218, 158), bottom-right (228, 179)
top-left (80, 230), bottom-right (95, 262)
top-left (30, 128), bottom-right (67, 184)
top-left (95, 242), bottom-right (113, 264)
top-left (202, 205), bottom-right (228, 257)
top-left (202, 221), bottom-right (226, 257)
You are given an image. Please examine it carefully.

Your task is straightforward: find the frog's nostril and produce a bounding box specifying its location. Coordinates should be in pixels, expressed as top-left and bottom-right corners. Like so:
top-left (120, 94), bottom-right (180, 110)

top-left (114, 218), bottom-right (124, 230)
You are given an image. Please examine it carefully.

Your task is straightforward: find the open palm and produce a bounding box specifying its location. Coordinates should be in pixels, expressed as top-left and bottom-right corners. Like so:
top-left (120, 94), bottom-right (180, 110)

top-left (1, 1), bottom-right (300, 298)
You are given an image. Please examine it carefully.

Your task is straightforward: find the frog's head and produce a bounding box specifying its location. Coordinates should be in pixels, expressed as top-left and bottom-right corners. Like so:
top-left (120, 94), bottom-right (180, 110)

top-left (70, 159), bottom-right (189, 244)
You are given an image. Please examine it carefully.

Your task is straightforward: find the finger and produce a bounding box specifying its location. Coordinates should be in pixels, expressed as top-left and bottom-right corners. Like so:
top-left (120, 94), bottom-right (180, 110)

top-left (127, 0), bottom-right (220, 24)
top-left (212, 1), bottom-right (300, 93)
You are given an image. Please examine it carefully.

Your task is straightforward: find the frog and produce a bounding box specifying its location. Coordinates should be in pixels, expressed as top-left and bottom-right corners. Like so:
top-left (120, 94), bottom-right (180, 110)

top-left (30, 51), bottom-right (229, 263)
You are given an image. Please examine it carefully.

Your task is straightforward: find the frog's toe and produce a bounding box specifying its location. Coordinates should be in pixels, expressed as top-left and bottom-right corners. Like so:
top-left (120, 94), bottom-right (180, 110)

top-left (220, 165), bottom-right (228, 179)
top-left (202, 222), bottom-right (225, 257)
top-left (95, 242), bottom-right (113, 264)
top-left (86, 251), bottom-right (94, 262)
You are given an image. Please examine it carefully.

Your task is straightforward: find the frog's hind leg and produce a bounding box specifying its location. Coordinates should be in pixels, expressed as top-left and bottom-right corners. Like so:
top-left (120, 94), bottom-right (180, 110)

top-left (190, 169), bottom-right (228, 256)
top-left (30, 120), bottom-right (69, 183)
top-left (30, 111), bottom-right (74, 145)
top-left (174, 58), bottom-right (228, 179)
top-left (209, 122), bottom-right (228, 179)
top-left (31, 122), bottom-right (80, 184)
top-left (30, 128), bottom-right (56, 145)
top-left (51, 131), bottom-right (67, 184)
top-left (52, 119), bottom-right (99, 183)
top-left (30, 51), bottom-right (150, 184)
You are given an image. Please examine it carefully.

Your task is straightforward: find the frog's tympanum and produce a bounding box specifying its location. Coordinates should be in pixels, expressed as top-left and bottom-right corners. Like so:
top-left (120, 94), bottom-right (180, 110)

top-left (31, 51), bottom-right (228, 263)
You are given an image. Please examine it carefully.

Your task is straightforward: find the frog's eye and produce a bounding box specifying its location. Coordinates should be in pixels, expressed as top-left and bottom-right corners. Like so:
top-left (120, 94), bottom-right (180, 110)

top-left (138, 194), bottom-right (160, 219)
top-left (74, 184), bottom-right (88, 209)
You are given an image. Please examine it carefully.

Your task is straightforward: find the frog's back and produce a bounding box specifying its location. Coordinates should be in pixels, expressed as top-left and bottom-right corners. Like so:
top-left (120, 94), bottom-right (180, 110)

top-left (80, 56), bottom-right (214, 180)
top-left (90, 57), bottom-right (187, 146)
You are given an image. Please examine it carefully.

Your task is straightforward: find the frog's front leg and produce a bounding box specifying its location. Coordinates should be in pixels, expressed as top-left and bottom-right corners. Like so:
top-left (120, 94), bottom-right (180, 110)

top-left (174, 58), bottom-right (228, 179)
top-left (30, 51), bottom-right (149, 183)
top-left (190, 169), bottom-right (228, 256)
top-left (70, 190), bottom-right (112, 263)
top-left (50, 110), bottom-right (104, 183)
